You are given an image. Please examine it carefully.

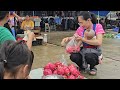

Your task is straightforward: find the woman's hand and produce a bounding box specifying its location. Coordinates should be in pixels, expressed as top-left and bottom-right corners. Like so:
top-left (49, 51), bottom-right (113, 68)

top-left (61, 37), bottom-right (69, 46)
top-left (74, 35), bottom-right (83, 41)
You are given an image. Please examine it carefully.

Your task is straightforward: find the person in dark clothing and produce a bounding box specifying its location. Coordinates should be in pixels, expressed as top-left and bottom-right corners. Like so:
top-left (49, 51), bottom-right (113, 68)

top-left (117, 21), bottom-right (120, 33)
top-left (4, 21), bottom-right (12, 34)
top-left (99, 18), bottom-right (106, 31)
top-left (61, 19), bottom-right (66, 30)
top-left (105, 17), bottom-right (109, 28)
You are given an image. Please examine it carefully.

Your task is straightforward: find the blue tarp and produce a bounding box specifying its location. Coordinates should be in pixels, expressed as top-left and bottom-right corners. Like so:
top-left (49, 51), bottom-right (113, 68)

top-left (55, 17), bottom-right (62, 25)
top-left (90, 11), bottom-right (110, 16)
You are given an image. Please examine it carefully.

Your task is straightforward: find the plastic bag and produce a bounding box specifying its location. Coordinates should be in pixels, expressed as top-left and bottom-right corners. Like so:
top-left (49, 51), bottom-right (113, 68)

top-left (60, 54), bottom-right (67, 66)
top-left (66, 37), bottom-right (80, 54)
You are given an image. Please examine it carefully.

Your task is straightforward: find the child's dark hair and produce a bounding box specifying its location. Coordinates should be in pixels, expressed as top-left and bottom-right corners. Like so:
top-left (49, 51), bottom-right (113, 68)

top-left (0, 40), bottom-right (34, 79)
top-left (79, 11), bottom-right (97, 24)
top-left (0, 11), bottom-right (9, 21)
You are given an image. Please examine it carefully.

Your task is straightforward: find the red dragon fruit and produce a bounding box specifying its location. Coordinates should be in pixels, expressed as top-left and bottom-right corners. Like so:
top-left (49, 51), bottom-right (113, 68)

top-left (49, 63), bottom-right (56, 71)
top-left (66, 46), bottom-right (80, 54)
top-left (55, 62), bottom-right (62, 67)
top-left (64, 68), bottom-right (70, 75)
top-left (43, 69), bottom-right (52, 76)
top-left (63, 75), bottom-right (68, 79)
top-left (57, 67), bottom-right (64, 75)
top-left (44, 64), bottom-right (50, 70)
top-left (68, 64), bottom-right (76, 69)
top-left (68, 75), bottom-right (76, 79)
top-left (53, 70), bottom-right (58, 74)
top-left (69, 67), bottom-right (80, 76)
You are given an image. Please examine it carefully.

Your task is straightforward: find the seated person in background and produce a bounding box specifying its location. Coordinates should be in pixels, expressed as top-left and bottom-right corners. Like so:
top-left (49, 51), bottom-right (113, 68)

top-left (0, 40), bottom-right (34, 79)
top-left (21, 15), bottom-right (34, 31)
top-left (17, 15), bottom-right (34, 34)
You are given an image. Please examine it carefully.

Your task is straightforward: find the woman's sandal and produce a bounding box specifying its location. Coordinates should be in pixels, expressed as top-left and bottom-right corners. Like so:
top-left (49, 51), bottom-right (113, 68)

top-left (89, 67), bottom-right (97, 75)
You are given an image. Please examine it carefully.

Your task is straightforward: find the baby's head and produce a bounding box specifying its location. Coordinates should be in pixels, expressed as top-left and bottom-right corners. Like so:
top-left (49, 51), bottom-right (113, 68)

top-left (85, 29), bottom-right (95, 40)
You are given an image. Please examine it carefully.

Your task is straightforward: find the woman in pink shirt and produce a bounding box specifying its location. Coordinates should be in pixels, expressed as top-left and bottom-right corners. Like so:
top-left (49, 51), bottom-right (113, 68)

top-left (62, 11), bottom-right (105, 75)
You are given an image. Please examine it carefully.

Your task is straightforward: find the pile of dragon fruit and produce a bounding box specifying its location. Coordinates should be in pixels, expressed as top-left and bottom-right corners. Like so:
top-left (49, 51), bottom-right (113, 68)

top-left (43, 62), bottom-right (85, 79)
top-left (66, 46), bottom-right (80, 54)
